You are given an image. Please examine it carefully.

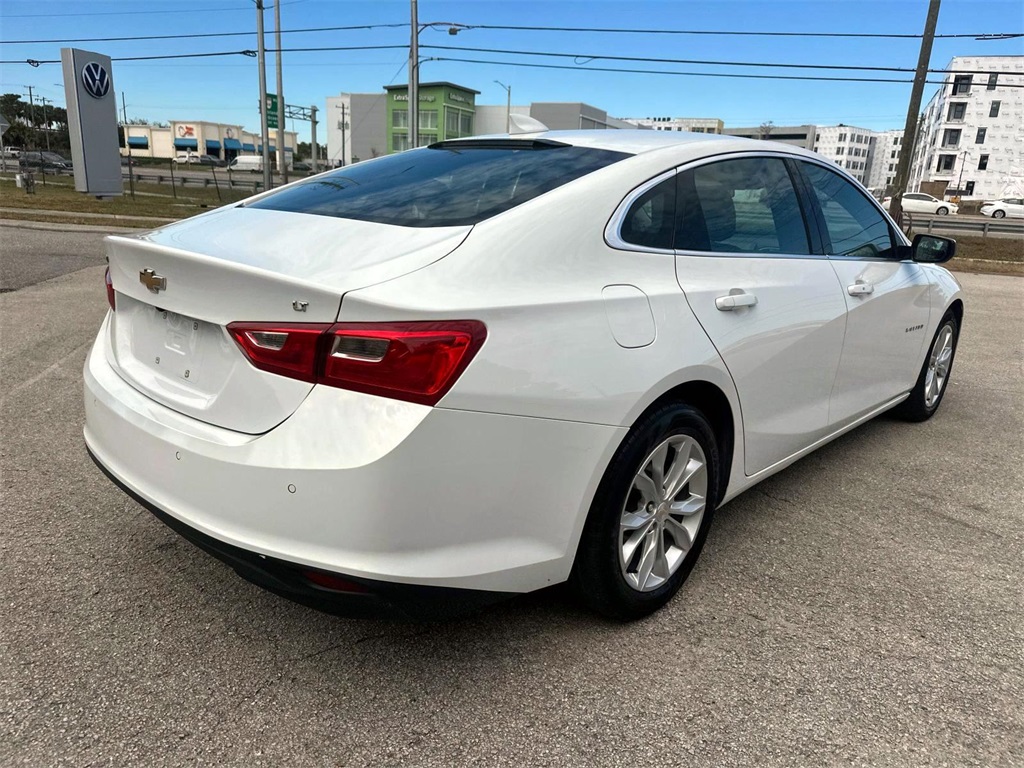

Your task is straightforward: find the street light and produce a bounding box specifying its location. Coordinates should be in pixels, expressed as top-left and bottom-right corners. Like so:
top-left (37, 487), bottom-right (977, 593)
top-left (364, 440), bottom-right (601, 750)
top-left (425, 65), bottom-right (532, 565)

top-left (494, 80), bottom-right (511, 133)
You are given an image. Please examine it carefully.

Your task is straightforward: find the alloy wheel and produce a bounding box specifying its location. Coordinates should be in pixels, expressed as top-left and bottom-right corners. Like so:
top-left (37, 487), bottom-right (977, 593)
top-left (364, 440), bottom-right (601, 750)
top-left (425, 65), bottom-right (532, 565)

top-left (924, 324), bottom-right (954, 408)
top-left (619, 435), bottom-right (708, 592)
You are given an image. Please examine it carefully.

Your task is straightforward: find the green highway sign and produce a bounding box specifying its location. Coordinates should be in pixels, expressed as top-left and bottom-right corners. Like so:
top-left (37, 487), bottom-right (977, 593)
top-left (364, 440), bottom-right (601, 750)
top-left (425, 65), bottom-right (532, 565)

top-left (265, 93), bottom-right (279, 130)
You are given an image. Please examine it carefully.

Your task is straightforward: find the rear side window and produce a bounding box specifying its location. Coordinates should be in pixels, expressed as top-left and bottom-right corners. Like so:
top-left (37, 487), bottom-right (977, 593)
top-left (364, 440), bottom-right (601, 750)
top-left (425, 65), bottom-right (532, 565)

top-left (676, 157), bottom-right (811, 254)
top-left (248, 142), bottom-right (630, 227)
top-left (800, 162), bottom-right (896, 259)
top-left (620, 176), bottom-right (677, 250)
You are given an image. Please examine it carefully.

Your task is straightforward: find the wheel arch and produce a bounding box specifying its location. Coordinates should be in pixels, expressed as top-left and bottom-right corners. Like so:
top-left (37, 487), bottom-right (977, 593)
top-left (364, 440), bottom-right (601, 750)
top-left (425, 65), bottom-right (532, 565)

top-left (630, 379), bottom-right (738, 507)
top-left (946, 298), bottom-right (964, 329)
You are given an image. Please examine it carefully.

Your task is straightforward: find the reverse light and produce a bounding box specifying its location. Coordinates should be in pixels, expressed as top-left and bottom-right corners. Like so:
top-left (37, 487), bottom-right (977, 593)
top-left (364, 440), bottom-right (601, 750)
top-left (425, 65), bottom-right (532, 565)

top-left (104, 266), bottom-right (115, 311)
top-left (227, 322), bottom-right (332, 382)
top-left (226, 320), bottom-right (487, 406)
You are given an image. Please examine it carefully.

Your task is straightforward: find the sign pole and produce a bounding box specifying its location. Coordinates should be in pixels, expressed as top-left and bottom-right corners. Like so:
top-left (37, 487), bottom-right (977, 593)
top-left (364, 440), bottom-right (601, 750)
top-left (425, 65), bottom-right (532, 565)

top-left (256, 0), bottom-right (272, 191)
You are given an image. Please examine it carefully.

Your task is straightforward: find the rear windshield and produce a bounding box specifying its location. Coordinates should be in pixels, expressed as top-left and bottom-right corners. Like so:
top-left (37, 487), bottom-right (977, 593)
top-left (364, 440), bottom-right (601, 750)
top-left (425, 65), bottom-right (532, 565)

top-left (247, 142), bottom-right (631, 227)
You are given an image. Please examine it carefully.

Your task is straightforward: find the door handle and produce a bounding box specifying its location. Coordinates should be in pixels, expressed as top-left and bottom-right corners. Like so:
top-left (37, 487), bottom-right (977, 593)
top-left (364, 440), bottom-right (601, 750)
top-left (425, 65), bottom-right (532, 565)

top-left (847, 282), bottom-right (874, 297)
top-left (715, 291), bottom-right (758, 311)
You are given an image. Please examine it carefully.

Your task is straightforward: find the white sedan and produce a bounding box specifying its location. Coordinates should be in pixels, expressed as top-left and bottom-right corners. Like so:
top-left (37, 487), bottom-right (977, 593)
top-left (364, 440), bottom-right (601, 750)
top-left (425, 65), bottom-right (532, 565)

top-left (980, 198), bottom-right (1024, 219)
top-left (84, 131), bottom-right (963, 620)
top-left (882, 192), bottom-right (958, 216)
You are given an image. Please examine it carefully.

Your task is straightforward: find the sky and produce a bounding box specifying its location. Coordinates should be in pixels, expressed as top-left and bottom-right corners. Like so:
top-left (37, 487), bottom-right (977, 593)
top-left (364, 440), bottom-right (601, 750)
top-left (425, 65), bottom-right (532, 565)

top-left (1, 0), bottom-right (1022, 143)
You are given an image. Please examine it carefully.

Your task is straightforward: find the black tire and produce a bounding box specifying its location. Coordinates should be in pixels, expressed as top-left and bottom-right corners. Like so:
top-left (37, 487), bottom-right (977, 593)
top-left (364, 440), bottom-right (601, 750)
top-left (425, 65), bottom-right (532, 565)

top-left (936, 206), bottom-right (949, 216)
top-left (893, 313), bottom-right (959, 422)
top-left (570, 403), bottom-right (720, 621)
top-left (993, 209), bottom-right (1006, 219)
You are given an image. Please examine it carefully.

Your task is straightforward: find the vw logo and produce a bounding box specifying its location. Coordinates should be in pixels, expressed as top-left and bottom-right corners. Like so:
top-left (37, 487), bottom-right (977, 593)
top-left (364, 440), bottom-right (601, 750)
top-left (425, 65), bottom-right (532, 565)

top-left (81, 62), bottom-right (110, 99)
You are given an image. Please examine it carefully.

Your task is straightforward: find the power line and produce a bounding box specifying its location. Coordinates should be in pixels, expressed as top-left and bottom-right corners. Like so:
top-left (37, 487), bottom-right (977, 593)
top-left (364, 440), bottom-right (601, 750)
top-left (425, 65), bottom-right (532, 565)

top-left (424, 56), bottom-right (1007, 87)
top-left (3, 21), bottom-right (1019, 45)
top-left (1, 23), bottom-right (407, 46)
top-left (422, 44), bottom-right (1024, 76)
top-left (466, 23), bottom-right (1022, 40)
top-left (5, 44), bottom-right (1022, 88)
top-left (0, 45), bottom-right (408, 66)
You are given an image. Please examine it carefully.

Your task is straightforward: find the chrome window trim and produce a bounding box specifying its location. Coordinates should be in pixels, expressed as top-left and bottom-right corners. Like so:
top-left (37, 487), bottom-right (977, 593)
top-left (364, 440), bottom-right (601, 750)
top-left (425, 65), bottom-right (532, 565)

top-left (605, 149), bottom-right (910, 261)
top-left (603, 167), bottom-right (678, 255)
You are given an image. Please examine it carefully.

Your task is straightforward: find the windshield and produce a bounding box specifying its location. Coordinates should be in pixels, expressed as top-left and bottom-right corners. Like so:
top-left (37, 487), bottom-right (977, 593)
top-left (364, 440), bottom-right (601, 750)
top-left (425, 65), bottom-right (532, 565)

top-left (247, 142), bottom-right (631, 227)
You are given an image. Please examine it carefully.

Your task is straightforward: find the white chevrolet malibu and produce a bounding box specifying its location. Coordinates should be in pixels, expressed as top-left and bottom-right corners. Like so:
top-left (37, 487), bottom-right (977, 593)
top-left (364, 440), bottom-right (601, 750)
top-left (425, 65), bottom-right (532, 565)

top-left (85, 131), bottom-right (963, 620)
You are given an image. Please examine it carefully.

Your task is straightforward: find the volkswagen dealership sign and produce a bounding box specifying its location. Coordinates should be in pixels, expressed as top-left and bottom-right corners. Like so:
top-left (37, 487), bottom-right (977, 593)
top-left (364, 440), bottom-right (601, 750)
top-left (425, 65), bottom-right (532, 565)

top-left (61, 48), bottom-right (121, 196)
top-left (81, 62), bottom-right (111, 99)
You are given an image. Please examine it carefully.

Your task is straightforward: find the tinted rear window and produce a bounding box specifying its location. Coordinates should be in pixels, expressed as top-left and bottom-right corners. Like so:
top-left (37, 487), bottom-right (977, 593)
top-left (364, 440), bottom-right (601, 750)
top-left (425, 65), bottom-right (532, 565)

top-left (247, 143), bottom-right (631, 227)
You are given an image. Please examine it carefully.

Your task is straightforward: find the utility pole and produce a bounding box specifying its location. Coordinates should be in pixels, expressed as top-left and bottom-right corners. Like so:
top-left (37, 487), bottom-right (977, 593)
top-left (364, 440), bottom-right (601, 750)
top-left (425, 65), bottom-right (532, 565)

top-left (889, 0), bottom-right (941, 229)
top-left (409, 0), bottom-right (418, 150)
top-left (339, 102), bottom-right (346, 166)
top-left (310, 104), bottom-right (318, 173)
top-left (38, 96), bottom-right (53, 154)
top-left (24, 86), bottom-right (37, 149)
top-left (273, 0), bottom-right (288, 184)
top-left (121, 91), bottom-right (135, 199)
top-left (255, 0), bottom-right (272, 191)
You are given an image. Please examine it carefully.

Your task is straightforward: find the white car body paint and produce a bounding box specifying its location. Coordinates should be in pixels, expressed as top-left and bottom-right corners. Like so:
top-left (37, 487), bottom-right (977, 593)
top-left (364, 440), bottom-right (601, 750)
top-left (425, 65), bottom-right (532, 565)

top-left (84, 130), bottom-right (964, 597)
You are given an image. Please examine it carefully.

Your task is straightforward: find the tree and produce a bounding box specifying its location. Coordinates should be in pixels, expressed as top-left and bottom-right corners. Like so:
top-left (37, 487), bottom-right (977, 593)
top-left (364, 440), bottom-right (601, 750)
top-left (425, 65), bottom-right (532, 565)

top-left (1, 92), bottom-right (70, 153)
top-left (758, 121), bottom-right (775, 140)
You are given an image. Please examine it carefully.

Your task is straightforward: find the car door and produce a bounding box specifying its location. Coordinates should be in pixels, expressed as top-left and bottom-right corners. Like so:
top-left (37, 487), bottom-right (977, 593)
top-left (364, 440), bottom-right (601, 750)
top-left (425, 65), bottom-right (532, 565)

top-left (795, 160), bottom-right (932, 428)
top-left (674, 154), bottom-right (848, 476)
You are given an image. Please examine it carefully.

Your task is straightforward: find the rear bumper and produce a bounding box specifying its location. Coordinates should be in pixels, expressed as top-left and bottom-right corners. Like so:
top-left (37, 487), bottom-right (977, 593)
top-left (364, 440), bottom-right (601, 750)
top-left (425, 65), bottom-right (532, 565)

top-left (87, 447), bottom-right (509, 620)
top-left (84, 318), bottom-right (625, 598)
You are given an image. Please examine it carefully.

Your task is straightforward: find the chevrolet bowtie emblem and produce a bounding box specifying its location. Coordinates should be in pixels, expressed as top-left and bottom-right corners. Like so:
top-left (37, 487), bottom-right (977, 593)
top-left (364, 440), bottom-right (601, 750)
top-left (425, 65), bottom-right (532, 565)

top-left (139, 268), bottom-right (166, 293)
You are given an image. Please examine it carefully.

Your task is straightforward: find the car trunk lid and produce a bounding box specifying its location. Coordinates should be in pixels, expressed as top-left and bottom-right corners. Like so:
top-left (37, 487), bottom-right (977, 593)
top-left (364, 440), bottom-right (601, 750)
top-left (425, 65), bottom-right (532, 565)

top-left (105, 206), bottom-right (470, 434)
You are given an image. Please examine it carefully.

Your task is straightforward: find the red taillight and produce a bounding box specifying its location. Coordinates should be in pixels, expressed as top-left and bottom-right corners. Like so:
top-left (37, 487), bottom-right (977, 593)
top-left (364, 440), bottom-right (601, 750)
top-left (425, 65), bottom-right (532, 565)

top-left (321, 322), bottom-right (487, 406)
top-left (104, 266), bottom-right (115, 311)
top-left (227, 322), bottom-right (332, 382)
top-left (226, 320), bottom-right (486, 406)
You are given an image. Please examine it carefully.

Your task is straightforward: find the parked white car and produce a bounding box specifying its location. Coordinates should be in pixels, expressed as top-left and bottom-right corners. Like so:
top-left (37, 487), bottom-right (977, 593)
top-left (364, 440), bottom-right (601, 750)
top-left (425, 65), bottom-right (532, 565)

top-left (173, 152), bottom-right (201, 164)
top-left (979, 198), bottom-right (1024, 219)
top-left (882, 192), bottom-right (958, 216)
top-left (85, 132), bottom-right (963, 620)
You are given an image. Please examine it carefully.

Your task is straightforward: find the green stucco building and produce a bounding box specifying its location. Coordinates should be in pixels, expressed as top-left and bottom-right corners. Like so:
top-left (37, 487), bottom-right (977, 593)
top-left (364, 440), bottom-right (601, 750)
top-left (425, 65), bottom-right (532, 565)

top-left (383, 82), bottom-right (479, 153)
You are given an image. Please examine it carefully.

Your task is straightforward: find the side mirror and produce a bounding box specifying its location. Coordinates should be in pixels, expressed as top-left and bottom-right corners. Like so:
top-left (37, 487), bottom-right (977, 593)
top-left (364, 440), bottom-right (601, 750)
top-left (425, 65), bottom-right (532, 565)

top-left (912, 233), bottom-right (956, 264)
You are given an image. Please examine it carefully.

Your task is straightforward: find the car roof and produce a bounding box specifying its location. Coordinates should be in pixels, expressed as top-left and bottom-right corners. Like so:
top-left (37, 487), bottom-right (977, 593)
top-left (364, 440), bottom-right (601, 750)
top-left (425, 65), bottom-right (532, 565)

top-left (449, 129), bottom-right (825, 162)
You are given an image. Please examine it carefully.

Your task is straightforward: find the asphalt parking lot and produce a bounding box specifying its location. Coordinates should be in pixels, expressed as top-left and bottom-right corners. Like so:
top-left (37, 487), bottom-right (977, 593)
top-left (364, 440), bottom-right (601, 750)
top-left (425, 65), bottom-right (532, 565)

top-left (1, 222), bottom-right (1022, 767)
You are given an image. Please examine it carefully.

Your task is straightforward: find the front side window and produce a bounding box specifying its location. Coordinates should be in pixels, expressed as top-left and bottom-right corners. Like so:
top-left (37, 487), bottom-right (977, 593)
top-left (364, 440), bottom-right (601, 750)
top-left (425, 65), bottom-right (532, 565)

top-left (800, 162), bottom-right (895, 259)
top-left (249, 142), bottom-right (630, 227)
top-left (620, 176), bottom-right (676, 250)
top-left (675, 157), bottom-right (810, 255)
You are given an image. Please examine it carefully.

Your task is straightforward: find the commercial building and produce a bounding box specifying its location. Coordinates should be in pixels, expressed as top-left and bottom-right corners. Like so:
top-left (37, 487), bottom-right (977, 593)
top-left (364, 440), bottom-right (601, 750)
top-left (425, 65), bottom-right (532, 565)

top-left (121, 120), bottom-right (297, 164)
top-left (864, 130), bottom-right (905, 192)
top-left (723, 124), bottom-right (817, 149)
top-left (621, 117), bottom-right (724, 134)
top-left (384, 82), bottom-right (479, 152)
top-left (811, 125), bottom-right (876, 185)
top-left (325, 89), bottom-right (642, 165)
top-left (325, 93), bottom-right (387, 166)
top-left (908, 55), bottom-right (1024, 200)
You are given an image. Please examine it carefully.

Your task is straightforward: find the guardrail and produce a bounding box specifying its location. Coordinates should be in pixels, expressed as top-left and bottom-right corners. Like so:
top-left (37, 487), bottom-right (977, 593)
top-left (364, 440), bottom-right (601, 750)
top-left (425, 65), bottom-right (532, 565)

top-left (908, 213), bottom-right (1023, 238)
top-left (123, 169), bottom-right (268, 193)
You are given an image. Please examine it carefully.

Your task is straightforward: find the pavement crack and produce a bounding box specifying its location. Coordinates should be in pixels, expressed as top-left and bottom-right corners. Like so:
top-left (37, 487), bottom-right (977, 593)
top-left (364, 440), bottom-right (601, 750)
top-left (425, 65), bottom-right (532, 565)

top-left (0, 339), bottom-right (94, 404)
